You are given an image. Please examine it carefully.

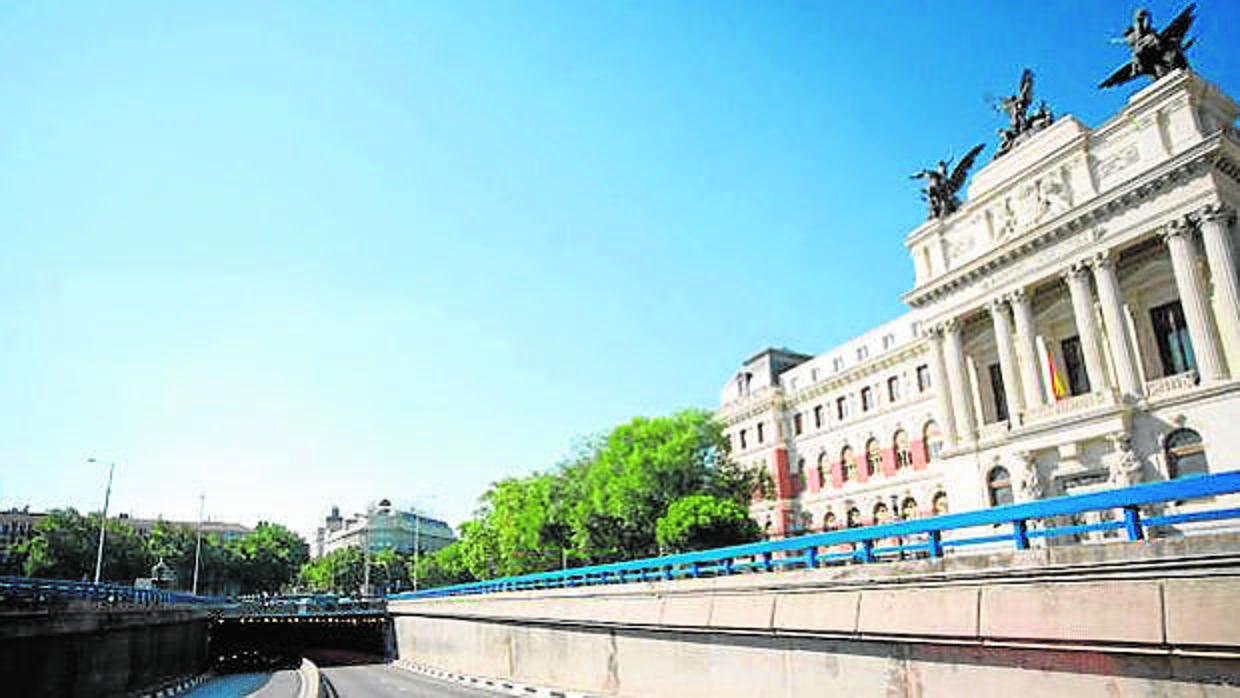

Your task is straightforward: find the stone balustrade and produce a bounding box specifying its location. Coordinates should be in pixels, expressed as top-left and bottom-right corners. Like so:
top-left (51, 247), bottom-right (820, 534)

top-left (1144, 370), bottom-right (1199, 399)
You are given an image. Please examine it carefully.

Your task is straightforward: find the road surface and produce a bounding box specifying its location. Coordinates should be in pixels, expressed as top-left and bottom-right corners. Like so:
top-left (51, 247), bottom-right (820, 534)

top-left (323, 663), bottom-right (507, 697)
top-left (181, 670), bottom-right (300, 697)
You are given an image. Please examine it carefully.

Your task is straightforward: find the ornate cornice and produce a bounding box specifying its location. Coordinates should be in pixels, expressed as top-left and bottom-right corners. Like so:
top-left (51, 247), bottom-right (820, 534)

top-left (781, 341), bottom-right (929, 409)
top-left (903, 135), bottom-right (1222, 308)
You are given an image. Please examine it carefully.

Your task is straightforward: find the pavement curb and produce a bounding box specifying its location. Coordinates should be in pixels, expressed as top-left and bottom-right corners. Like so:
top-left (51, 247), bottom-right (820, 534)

top-left (392, 659), bottom-right (602, 698)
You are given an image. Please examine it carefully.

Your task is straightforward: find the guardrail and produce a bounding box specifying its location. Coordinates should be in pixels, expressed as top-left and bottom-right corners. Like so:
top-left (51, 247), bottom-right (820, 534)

top-left (0, 576), bottom-right (224, 607)
top-left (392, 471), bottom-right (1240, 600)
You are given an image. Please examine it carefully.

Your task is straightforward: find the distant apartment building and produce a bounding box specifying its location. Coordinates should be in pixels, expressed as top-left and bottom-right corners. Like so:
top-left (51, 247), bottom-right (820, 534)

top-left (312, 499), bottom-right (456, 558)
top-left (0, 508), bottom-right (46, 571)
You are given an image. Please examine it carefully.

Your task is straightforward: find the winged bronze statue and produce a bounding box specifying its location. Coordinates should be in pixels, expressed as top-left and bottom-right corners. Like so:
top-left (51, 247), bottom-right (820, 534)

top-left (911, 144), bottom-right (986, 220)
top-left (995, 69), bottom-right (1055, 158)
top-left (1099, 5), bottom-right (1196, 89)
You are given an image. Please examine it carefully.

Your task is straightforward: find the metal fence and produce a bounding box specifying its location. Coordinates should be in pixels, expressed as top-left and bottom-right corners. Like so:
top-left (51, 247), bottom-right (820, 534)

top-left (391, 471), bottom-right (1240, 600)
top-left (0, 575), bottom-right (222, 607)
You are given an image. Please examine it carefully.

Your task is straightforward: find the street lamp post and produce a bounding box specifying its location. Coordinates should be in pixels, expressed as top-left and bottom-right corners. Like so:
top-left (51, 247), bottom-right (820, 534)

top-left (362, 505), bottom-right (372, 598)
top-left (413, 510), bottom-right (420, 593)
top-left (192, 493), bottom-right (205, 595)
top-left (87, 458), bottom-right (115, 585)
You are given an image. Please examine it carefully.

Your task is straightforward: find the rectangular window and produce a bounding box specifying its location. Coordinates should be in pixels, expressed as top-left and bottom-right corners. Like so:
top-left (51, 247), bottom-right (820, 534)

top-left (1150, 300), bottom-right (1196, 377)
top-left (882, 333), bottom-right (895, 350)
top-left (917, 364), bottom-right (931, 392)
top-left (810, 368), bottom-right (819, 382)
top-left (813, 405), bottom-right (823, 428)
top-left (1061, 336), bottom-right (1091, 396)
top-left (988, 363), bottom-right (1009, 422)
top-left (757, 422), bottom-right (765, 444)
top-left (861, 387), bottom-right (874, 412)
top-left (857, 346), bottom-right (869, 362)
top-left (739, 429), bottom-right (747, 450)
top-left (836, 396), bottom-right (847, 421)
top-left (793, 413), bottom-right (803, 435)
top-left (887, 376), bottom-right (900, 402)
top-left (832, 357), bottom-right (844, 372)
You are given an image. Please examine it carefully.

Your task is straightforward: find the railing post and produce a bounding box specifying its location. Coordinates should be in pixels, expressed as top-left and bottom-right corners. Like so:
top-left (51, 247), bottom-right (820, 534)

top-left (762, 552), bottom-right (774, 572)
top-left (805, 546), bottom-right (818, 569)
top-left (664, 565), bottom-right (674, 581)
top-left (927, 530), bottom-right (943, 558)
top-left (1123, 506), bottom-right (1145, 541)
top-left (722, 558), bottom-right (734, 575)
top-left (691, 562), bottom-right (701, 578)
top-left (856, 540), bottom-right (874, 564)
top-left (1012, 520), bottom-right (1029, 550)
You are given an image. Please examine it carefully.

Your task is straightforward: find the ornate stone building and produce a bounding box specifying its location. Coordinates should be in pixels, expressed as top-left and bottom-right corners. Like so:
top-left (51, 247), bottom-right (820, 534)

top-left (719, 71), bottom-right (1240, 539)
top-left (312, 499), bottom-right (456, 559)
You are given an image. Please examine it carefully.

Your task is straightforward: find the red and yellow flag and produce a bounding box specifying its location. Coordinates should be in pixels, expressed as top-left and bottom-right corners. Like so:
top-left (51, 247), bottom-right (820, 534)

top-left (1047, 349), bottom-right (1068, 399)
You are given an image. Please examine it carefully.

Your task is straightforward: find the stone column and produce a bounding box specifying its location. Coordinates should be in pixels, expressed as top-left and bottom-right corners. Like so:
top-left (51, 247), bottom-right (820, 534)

top-left (1199, 204), bottom-right (1240, 377)
top-left (942, 319), bottom-right (976, 443)
top-left (1164, 219), bottom-right (1226, 383)
top-left (988, 297), bottom-right (1024, 424)
top-left (1062, 262), bottom-right (1108, 393)
top-left (1091, 251), bottom-right (1143, 399)
top-left (926, 326), bottom-right (958, 448)
top-left (1008, 288), bottom-right (1046, 408)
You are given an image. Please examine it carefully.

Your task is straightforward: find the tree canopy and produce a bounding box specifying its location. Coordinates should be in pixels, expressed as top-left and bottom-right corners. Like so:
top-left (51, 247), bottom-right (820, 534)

top-left (16, 510), bottom-right (309, 595)
top-left (431, 409), bottom-right (755, 583)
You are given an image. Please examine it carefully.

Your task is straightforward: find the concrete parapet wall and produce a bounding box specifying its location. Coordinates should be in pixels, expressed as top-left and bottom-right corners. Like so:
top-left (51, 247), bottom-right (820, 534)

top-left (391, 536), bottom-right (1240, 697)
top-left (0, 602), bottom-right (210, 698)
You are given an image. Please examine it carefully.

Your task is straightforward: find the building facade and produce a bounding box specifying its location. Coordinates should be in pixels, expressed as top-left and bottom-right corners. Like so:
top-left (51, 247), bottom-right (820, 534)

top-left (313, 499), bottom-right (456, 558)
top-left (720, 71), bottom-right (1240, 540)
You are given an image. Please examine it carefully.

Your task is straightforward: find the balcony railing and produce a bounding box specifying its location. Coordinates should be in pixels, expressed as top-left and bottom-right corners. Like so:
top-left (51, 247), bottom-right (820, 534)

top-left (1144, 370), bottom-right (1199, 399)
top-left (393, 472), bottom-right (1240, 600)
top-left (1022, 389), bottom-right (1116, 424)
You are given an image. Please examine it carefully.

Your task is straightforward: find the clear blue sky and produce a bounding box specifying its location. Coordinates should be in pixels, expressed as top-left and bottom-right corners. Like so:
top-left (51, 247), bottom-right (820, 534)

top-left (3, 2), bottom-right (1237, 538)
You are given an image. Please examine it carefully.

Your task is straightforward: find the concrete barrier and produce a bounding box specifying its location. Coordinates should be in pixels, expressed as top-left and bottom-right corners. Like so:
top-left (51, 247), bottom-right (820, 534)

top-left (297, 658), bottom-right (322, 698)
top-left (391, 535), bottom-right (1240, 697)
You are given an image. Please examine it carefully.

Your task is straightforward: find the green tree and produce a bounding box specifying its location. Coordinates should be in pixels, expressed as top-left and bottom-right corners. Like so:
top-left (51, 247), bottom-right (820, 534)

top-left (655, 494), bottom-right (761, 553)
top-left (567, 409), bottom-right (744, 561)
top-left (298, 546), bottom-right (363, 594)
top-left (409, 542), bottom-right (475, 589)
top-left (19, 509), bottom-right (151, 583)
top-left (228, 522), bottom-right (309, 594)
top-left (147, 521), bottom-right (198, 588)
top-left (449, 408), bottom-right (750, 579)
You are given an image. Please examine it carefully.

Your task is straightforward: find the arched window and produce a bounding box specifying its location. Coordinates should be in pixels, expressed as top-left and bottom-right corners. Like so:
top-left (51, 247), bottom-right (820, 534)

top-left (865, 438), bottom-right (883, 477)
top-left (900, 497), bottom-right (918, 520)
top-left (795, 457), bottom-right (806, 495)
top-left (823, 510), bottom-right (837, 531)
top-left (987, 467), bottom-right (1014, 507)
top-left (841, 446), bottom-right (857, 483)
top-left (894, 429), bottom-right (913, 469)
top-left (816, 452), bottom-right (828, 489)
top-left (924, 420), bottom-right (944, 460)
top-left (1166, 428), bottom-right (1208, 478)
top-left (846, 507), bottom-right (861, 528)
top-left (798, 511), bottom-right (813, 533)
top-left (932, 491), bottom-right (949, 515)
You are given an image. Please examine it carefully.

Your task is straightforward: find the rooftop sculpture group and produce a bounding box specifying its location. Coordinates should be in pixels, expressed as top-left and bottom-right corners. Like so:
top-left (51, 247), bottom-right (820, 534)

top-left (912, 5), bottom-right (1198, 220)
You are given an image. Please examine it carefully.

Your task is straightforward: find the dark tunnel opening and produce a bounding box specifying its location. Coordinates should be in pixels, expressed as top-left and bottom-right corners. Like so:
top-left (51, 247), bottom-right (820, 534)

top-left (208, 615), bottom-right (392, 673)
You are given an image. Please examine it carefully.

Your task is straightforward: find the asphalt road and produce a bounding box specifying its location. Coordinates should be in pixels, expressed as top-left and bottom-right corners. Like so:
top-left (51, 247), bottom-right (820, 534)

top-left (180, 670), bottom-right (301, 697)
top-left (323, 664), bottom-right (507, 697)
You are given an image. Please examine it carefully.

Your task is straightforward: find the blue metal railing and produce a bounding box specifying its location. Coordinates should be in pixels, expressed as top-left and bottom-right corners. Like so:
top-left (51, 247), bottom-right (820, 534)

top-left (391, 471), bottom-right (1240, 600)
top-left (0, 575), bottom-right (224, 607)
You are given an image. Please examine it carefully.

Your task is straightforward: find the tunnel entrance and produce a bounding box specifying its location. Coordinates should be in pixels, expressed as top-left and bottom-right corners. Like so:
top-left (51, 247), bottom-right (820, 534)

top-left (208, 614), bottom-right (391, 672)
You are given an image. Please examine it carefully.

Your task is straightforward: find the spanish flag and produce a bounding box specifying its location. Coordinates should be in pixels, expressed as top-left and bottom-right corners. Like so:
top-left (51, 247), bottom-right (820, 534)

top-left (1047, 349), bottom-right (1068, 400)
